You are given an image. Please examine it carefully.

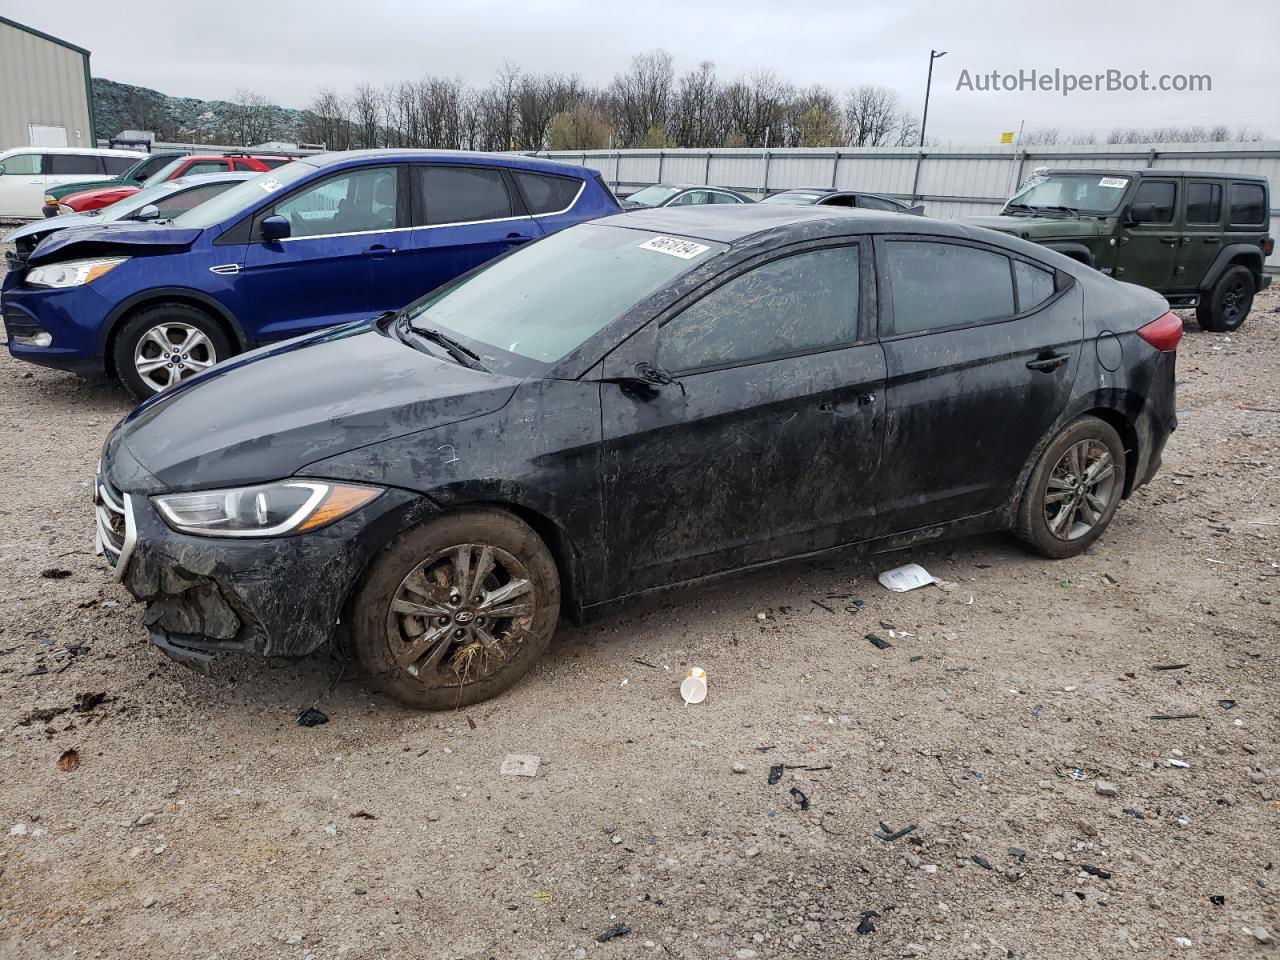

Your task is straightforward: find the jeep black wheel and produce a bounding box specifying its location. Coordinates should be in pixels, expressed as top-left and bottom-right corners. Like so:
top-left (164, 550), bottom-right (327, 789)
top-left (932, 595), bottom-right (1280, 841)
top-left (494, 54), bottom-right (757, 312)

top-left (1196, 265), bottom-right (1255, 333)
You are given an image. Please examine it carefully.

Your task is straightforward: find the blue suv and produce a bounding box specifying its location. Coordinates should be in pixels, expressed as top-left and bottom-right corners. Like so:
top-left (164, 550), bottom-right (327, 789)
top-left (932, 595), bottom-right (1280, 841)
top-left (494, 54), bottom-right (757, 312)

top-left (2, 150), bottom-right (619, 398)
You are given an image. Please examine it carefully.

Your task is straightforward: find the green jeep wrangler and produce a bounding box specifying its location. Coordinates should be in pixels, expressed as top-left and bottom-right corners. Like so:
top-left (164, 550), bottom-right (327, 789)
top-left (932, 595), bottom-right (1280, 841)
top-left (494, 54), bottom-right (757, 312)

top-left (967, 168), bottom-right (1273, 331)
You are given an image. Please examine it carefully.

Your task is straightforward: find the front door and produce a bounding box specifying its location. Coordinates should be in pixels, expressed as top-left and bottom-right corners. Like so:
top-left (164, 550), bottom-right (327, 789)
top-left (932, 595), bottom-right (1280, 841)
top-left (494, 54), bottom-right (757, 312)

top-left (875, 237), bottom-right (1084, 532)
top-left (1117, 179), bottom-right (1180, 289)
top-left (0, 152), bottom-right (46, 218)
top-left (601, 241), bottom-right (886, 597)
top-left (241, 164), bottom-right (410, 340)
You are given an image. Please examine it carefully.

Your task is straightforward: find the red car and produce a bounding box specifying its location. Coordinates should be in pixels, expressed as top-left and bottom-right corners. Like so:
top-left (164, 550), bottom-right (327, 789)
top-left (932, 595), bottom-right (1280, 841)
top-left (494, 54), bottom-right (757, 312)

top-left (56, 154), bottom-right (291, 214)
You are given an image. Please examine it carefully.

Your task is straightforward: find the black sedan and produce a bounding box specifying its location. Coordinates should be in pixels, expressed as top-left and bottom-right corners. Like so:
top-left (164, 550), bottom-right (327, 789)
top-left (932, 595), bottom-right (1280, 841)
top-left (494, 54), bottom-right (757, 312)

top-left (762, 187), bottom-right (924, 215)
top-left (96, 205), bottom-right (1179, 708)
top-left (621, 183), bottom-right (753, 209)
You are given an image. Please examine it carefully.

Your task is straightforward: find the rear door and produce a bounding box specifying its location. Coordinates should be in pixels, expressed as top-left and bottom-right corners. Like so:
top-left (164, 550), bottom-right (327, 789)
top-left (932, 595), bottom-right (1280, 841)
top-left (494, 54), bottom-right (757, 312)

top-left (875, 237), bottom-right (1083, 532)
top-left (0, 152), bottom-right (45, 217)
top-left (1117, 178), bottom-right (1180, 288)
top-left (1176, 180), bottom-right (1224, 293)
top-left (402, 164), bottom-right (539, 304)
top-left (241, 164), bottom-right (409, 339)
top-left (601, 240), bottom-right (886, 595)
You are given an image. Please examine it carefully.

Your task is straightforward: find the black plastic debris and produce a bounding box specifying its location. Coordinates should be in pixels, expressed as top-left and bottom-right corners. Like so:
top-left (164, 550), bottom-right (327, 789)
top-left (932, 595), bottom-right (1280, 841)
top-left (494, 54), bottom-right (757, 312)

top-left (856, 910), bottom-right (879, 934)
top-left (875, 821), bottom-right (917, 842)
top-left (27, 665), bottom-right (48, 677)
top-left (1080, 864), bottom-right (1111, 879)
top-left (1122, 808), bottom-right (1146, 820)
top-left (909, 655), bottom-right (924, 663)
top-left (1151, 663), bottom-right (1190, 671)
top-left (1209, 895), bottom-right (1226, 906)
top-left (40, 568), bottom-right (72, 580)
top-left (767, 764), bottom-right (784, 785)
top-left (866, 633), bottom-right (892, 650)
top-left (972, 855), bottom-right (993, 870)
top-left (64, 644), bottom-right (91, 657)
top-left (789, 787), bottom-right (810, 811)
top-left (1219, 700), bottom-right (1237, 710)
top-left (597, 923), bottom-right (629, 943)
top-left (1008, 847), bottom-right (1027, 863)
top-left (297, 707), bottom-right (329, 727)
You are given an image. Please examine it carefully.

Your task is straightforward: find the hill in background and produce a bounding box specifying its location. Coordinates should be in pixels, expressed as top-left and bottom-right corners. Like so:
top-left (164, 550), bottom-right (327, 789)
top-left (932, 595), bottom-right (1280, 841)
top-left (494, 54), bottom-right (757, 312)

top-left (93, 77), bottom-right (306, 146)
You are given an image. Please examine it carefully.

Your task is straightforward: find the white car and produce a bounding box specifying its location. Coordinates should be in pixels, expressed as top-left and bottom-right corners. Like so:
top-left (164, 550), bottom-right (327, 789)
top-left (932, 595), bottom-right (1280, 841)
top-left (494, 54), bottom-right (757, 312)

top-left (0, 147), bottom-right (143, 219)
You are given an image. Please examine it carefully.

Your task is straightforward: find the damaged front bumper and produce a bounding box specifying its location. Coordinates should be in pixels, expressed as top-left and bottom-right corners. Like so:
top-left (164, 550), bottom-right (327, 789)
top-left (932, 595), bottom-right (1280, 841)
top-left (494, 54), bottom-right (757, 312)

top-left (97, 472), bottom-right (437, 668)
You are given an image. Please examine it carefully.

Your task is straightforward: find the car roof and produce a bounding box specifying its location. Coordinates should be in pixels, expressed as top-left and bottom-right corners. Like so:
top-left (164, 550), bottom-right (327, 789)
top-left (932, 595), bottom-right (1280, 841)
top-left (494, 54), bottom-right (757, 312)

top-left (299, 148), bottom-right (594, 177)
top-left (1, 146), bottom-right (142, 157)
top-left (1043, 167), bottom-right (1268, 182)
top-left (602, 204), bottom-right (942, 244)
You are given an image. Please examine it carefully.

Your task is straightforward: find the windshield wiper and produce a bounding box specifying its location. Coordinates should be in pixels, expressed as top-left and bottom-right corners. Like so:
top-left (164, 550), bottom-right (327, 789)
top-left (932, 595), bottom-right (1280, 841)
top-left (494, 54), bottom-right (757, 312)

top-left (398, 313), bottom-right (487, 371)
top-left (1028, 204), bottom-right (1079, 218)
top-left (1003, 202), bottom-right (1034, 216)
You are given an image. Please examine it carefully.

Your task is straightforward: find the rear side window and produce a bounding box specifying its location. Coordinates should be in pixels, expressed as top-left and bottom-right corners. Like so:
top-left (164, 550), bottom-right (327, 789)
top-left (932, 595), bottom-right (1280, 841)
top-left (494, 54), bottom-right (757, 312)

top-left (886, 241), bottom-right (1015, 334)
top-left (858, 195), bottom-right (901, 212)
top-left (1014, 260), bottom-right (1056, 312)
top-left (711, 192), bottom-right (743, 204)
top-left (261, 158), bottom-right (291, 169)
top-left (233, 160), bottom-right (259, 172)
top-left (0, 153), bottom-right (42, 175)
top-left (136, 155), bottom-right (174, 180)
top-left (102, 155), bottom-right (138, 175)
top-left (657, 246), bottom-right (860, 372)
top-left (1131, 181), bottom-right (1176, 223)
top-left (1185, 182), bottom-right (1221, 224)
top-left (48, 154), bottom-right (101, 175)
top-left (419, 166), bottom-right (512, 225)
top-left (513, 171), bottom-right (582, 215)
top-left (183, 160), bottom-right (227, 177)
top-left (1229, 183), bottom-right (1267, 225)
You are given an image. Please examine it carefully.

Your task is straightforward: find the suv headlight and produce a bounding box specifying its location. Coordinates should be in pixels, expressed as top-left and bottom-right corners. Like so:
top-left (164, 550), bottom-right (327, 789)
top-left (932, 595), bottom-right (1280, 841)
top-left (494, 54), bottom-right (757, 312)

top-left (153, 481), bottom-right (381, 538)
top-left (26, 256), bottom-right (129, 289)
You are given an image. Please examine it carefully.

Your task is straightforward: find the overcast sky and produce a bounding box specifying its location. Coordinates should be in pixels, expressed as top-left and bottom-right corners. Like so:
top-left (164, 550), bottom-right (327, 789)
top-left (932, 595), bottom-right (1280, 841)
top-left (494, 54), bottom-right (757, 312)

top-left (9, 0), bottom-right (1279, 144)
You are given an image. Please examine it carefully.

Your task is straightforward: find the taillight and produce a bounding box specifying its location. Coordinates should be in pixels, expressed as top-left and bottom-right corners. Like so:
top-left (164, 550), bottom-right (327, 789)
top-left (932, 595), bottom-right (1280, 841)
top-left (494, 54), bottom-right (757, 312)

top-left (1136, 311), bottom-right (1183, 352)
top-left (1264, 238), bottom-right (1275, 257)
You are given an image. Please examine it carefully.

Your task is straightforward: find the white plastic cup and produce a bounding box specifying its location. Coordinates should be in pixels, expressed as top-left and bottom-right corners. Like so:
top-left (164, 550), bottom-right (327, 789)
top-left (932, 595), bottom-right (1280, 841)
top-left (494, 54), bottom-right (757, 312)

top-left (680, 666), bottom-right (707, 704)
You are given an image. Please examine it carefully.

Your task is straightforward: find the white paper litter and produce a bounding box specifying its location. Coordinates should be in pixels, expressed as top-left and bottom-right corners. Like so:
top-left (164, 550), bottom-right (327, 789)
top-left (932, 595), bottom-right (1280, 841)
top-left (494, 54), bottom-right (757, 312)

top-left (878, 563), bottom-right (941, 592)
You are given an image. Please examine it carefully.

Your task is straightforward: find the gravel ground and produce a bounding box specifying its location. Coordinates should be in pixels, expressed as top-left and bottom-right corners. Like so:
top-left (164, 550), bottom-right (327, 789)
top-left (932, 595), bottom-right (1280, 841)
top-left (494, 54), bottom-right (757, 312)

top-left (1, 245), bottom-right (1278, 959)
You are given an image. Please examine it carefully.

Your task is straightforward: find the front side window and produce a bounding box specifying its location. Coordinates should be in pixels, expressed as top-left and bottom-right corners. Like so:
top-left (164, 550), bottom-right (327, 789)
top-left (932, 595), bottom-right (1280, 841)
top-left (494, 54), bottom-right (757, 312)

top-left (1229, 183), bottom-right (1267, 225)
top-left (404, 223), bottom-right (724, 372)
top-left (1014, 259), bottom-right (1056, 312)
top-left (102, 155), bottom-right (138, 175)
top-left (135, 154), bottom-right (176, 181)
top-left (172, 160), bottom-right (315, 229)
top-left (669, 191), bottom-right (707, 206)
top-left (886, 241), bottom-right (1015, 335)
top-left (48, 154), bottom-right (100, 175)
top-left (657, 246), bottom-right (860, 373)
top-left (419, 166), bottom-right (512, 225)
top-left (0, 153), bottom-right (42, 175)
top-left (1130, 181), bottom-right (1176, 223)
top-left (1185, 182), bottom-right (1222, 224)
top-left (623, 184), bottom-right (682, 208)
top-left (514, 171), bottom-right (583, 214)
top-left (274, 167), bottom-right (398, 237)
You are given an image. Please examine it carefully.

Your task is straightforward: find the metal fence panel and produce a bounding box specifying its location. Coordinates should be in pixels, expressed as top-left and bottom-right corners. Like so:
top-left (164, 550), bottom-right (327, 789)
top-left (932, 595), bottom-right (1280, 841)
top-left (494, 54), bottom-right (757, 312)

top-left (534, 142), bottom-right (1279, 271)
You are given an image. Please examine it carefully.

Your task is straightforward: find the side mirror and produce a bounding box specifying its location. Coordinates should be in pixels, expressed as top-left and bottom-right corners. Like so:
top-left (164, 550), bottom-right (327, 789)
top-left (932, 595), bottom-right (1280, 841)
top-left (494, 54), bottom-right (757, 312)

top-left (260, 215), bottom-right (291, 242)
top-left (1127, 202), bottom-right (1158, 225)
top-left (133, 204), bottom-right (160, 221)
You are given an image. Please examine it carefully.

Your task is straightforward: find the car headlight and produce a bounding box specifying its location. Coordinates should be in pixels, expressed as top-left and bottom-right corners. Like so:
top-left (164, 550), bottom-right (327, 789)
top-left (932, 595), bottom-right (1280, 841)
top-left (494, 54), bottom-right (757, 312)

top-left (26, 257), bottom-right (129, 289)
top-left (153, 480), bottom-right (381, 538)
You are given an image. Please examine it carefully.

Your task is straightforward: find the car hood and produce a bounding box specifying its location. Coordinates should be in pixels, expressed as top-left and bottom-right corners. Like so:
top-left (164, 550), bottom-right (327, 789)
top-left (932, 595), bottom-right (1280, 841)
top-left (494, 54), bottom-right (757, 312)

top-left (964, 214), bottom-right (1107, 240)
top-left (30, 222), bottom-right (203, 264)
top-left (5, 212), bottom-right (105, 245)
top-left (107, 322), bottom-right (521, 493)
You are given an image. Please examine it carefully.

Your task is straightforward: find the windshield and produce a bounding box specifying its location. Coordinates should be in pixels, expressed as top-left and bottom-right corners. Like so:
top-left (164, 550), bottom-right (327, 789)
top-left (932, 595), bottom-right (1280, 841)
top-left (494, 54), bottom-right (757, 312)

top-left (404, 223), bottom-right (725, 374)
top-left (172, 161), bottom-right (315, 228)
top-left (1007, 174), bottom-right (1130, 215)
top-left (625, 185), bottom-right (683, 207)
top-left (99, 176), bottom-right (239, 222)
top-left (761, 192), bottom-right (822, 205)
top-left (146, 158), bottom-right (189, 184)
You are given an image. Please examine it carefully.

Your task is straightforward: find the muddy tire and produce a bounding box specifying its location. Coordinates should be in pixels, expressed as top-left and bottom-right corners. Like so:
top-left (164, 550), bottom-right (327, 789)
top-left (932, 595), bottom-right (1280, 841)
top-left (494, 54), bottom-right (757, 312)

top-left (351, 509), bottom-right (560, 710)
top-left (113, 303), bottom-right (231, 400)
top-left (1015, 416), bottom-right (1127, 559)
top-left (1196, 264), bottom-right (1254, 333)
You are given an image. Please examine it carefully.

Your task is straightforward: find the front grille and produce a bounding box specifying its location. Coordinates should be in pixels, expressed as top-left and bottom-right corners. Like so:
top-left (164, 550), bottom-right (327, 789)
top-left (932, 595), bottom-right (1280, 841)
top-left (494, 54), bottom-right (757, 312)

top-left (93, 467), bottom-right (133, 573)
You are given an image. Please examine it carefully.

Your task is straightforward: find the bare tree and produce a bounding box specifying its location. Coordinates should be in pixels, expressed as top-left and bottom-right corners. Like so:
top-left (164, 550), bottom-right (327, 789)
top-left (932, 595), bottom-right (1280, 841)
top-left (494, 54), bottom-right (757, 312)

top-left (609, 50), bottom-right (675, 147)
top-left (350, 83), bottom-right (382, 148)
top-left (231, 89), bottom-right (273, 146)
top-left (672, 61), bottom-right (720, 147)
top-left (843, 85), bottom-right (914, 147)
top-left (302, 88), bottom-right (350, 149)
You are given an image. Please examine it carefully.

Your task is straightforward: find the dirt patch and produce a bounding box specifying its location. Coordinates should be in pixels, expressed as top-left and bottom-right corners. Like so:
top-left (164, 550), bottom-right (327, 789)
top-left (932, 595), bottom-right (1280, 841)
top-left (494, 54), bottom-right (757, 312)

top-left (1, 243), bottom-right (1277, 958)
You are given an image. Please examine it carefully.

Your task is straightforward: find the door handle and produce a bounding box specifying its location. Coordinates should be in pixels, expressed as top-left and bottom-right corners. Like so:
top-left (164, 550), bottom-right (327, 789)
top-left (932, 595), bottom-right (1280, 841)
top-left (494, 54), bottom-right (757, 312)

top-left (1158, 236), bottom-right (1178, 246)
top-left (1026, 353), bottom-right (1070, 373)
top-left (504, 233), bottom-right (533, 245)
top-left (364, 244), bottom-right (396, 259)
top-left (817, 392), bottom-right (875, 415)
top-left (1203, 237), bottom-right (1220, 244)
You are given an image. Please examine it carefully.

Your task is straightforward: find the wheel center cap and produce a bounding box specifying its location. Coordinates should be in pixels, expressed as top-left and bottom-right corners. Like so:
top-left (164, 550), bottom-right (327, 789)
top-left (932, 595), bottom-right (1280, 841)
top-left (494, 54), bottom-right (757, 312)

top-left (454, 610), bottom-right (474, 624)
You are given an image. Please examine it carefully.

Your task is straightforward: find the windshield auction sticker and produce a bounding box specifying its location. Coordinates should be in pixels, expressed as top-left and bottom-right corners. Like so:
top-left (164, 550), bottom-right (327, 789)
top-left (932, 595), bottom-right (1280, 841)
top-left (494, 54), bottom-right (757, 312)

top-left (639, 236), bottom-right (711, 259)
top-left (258, 178), bottom-right (284, 193)
top-left (1098, 177), bottom-right (1129, 188)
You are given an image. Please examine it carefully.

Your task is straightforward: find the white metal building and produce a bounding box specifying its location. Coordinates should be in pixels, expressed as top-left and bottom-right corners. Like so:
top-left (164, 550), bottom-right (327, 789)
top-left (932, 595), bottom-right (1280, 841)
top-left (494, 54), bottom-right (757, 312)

top-left (0, 16), bottom-right (95, 151)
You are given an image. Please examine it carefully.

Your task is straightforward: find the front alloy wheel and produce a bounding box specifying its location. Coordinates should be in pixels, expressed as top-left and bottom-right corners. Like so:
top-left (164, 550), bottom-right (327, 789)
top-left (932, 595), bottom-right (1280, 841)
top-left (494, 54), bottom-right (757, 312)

top-left (133, 322), bottom-right (218, 392)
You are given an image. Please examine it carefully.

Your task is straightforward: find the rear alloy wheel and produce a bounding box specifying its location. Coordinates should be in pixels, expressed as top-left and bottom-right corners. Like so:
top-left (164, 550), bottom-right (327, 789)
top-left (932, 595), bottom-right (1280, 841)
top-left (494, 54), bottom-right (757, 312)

top-left (352, 509), bottom-right (560, 709)
top-left (113, 304), bottom-right (231, 400)
top-left (1196, 264), bottom-right (1255, 333)
top-left (1016, 416), bottom-right (1127, 559)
